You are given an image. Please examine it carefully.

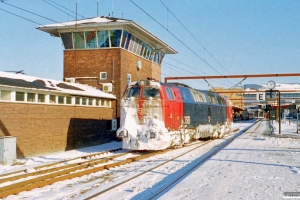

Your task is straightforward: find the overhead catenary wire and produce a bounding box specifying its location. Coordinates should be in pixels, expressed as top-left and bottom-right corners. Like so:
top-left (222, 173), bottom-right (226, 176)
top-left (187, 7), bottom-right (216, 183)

top-left (159, 0), bottom-right (232, 76)
top-left (129, 0), bottom-right (225, 77)
top-left (43, 0), bottom-right (76, 19)
top-left (0, 7), bottom-right (42, 25)
top-left (2, 1), bottom-right (63, 24)
top-left (46, 0), bottom-right (86, 19)
top-left (163, 62), bottom-right (230, 87)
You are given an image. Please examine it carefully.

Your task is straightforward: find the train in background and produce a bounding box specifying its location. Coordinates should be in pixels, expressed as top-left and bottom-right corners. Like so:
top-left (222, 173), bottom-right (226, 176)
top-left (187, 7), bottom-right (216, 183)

top-left (116, 79), bottom-right (233, 150)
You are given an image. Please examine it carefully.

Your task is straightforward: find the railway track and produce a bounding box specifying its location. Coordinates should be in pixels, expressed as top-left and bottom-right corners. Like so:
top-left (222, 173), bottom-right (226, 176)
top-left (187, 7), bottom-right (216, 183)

top-left (85, 119), bottom-right (262, 199)
top-left (0, 148), bottom-right (156, 198)
top-left (0, 139), bottom-right (212, 199)
top-left (0, 121), bottom-right (259, 199)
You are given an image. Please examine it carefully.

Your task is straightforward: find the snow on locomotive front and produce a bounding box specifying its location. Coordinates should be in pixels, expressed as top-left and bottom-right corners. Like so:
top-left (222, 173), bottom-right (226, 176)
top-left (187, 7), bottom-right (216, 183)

top-left (116, 80), bottom-right (171, 150)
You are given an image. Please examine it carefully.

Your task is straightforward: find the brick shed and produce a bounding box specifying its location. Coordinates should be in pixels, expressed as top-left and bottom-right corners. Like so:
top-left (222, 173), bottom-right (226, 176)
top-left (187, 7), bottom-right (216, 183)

top-left (0, 71), bottom-right (116, 158)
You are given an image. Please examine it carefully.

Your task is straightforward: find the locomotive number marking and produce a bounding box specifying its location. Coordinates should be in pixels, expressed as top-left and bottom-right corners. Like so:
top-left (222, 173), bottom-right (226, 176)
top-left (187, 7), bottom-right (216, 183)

top-left (184, 116), bottom-right (190, 124)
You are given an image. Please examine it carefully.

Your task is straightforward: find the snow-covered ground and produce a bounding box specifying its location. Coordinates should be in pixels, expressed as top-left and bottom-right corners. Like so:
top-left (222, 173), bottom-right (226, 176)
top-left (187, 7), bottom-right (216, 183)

top-left (1, 119), bottom-right (299, 200)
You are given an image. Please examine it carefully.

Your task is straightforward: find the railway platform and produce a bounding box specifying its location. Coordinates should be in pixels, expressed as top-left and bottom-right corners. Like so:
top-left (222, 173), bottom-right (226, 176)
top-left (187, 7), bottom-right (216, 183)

top-left (159, 119), bottom-right (300, 200)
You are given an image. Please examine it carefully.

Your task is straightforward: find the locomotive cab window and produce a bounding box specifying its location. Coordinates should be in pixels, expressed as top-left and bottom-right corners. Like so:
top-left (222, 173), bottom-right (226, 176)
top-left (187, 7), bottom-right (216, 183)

top-left (142, 87), bottom-right (160, 99)
top-left (124, 87), bottom-right (140, 98)
top-left (165, 87), bottom-right (175, 100)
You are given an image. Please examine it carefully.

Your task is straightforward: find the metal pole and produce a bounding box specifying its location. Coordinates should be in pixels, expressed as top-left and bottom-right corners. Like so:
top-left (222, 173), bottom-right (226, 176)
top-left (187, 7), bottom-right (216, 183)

top-left (279, 91), bottom-right (281, 134)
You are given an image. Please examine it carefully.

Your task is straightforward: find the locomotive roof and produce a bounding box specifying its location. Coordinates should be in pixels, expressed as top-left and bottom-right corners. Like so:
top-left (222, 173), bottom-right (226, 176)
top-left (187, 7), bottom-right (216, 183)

top-left (0, 71), bottom-right (116, 99)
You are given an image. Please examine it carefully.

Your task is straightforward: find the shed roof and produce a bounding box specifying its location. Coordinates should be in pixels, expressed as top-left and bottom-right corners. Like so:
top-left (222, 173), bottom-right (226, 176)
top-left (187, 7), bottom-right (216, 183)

top-left (36, 16), bottom-right (177, 54)
top-left (0, 71), bottom-right (116, 99)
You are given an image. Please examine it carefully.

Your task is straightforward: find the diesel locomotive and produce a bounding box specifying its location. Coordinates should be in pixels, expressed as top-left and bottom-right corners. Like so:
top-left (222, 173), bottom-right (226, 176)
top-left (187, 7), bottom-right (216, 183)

top-left (116, 79), bottom-right (233, 150)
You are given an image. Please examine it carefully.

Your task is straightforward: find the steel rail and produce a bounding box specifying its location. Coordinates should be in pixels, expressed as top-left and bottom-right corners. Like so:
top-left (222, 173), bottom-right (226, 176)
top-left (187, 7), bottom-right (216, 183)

top-left (0, 148), bottom-right (122, 180)
top-left (84, 140), bottom-right (213, 199)
top-left (148, 119), bottom-right (262, 199)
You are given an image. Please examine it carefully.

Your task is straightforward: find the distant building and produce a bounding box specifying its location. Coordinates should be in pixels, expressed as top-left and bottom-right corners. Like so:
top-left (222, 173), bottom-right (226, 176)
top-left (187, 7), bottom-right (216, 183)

top-left (0, 71), bottom-right (116, 158)
top-left (37, 16), bottom-right (177, 118)
top-left (213, 83), bottom-right (300, 110)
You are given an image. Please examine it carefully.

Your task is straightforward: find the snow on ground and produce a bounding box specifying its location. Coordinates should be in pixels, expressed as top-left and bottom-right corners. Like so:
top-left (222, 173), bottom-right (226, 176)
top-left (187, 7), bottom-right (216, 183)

top-left (1, 118), bottom-right (300, 200)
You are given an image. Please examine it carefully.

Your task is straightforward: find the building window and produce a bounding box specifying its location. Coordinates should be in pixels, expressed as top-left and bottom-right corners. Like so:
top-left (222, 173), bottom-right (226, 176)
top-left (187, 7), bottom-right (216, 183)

top-left (127, 74), bottom-right (131, 84)
top-left (60, 32), bottom-right (73, 49)
top-left (27, 93), bottom-right (35, 102)
top-left (38, 94), bottom-right (45, 103)
top-left (101, 99), bottom-right (111, 107)
top-left (66, 96), bottom-right (72, 104)
top-left (0, 90), bottom-right (11, 101)
top-left (125, 33), bottom-right (131, 50)
top-left (110, 30), bottom-right (122, 47)
top-left (73, 32), bottom-right (85, 49)
top-left (85, 31), bottom-right (97, 48)
top-left (82, 97), bottom-right (87, 105)
top-left (96, 99), bottom-right (100, 106)
top-left (121, 30), bottom-right (128, 48)
top-left (97, 30), bottom-right (110, 48)
top-left (100, 72), bottom-right (107, 80)
top-left (58, 96), bottom-right (64, 104)
top-left (50, 95), bottom-right (56, 103)
top-left (16, 92), bottom-right (25, 101)
top-left (88, 98), bottom-right (93, 105)
top-left (75, 97), bottom-right (81, 105)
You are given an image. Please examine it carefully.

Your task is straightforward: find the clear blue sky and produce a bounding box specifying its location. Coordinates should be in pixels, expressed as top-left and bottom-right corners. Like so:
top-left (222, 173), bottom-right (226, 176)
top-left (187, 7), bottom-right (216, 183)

top-left (1, 0), bottom-right (299, 89)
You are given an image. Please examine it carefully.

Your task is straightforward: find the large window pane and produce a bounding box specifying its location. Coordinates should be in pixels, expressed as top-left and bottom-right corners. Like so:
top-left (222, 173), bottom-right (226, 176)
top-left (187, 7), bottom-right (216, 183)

top-left (85, 31), bottom-right (97, 48)
top-left (125, 33), bottom-right (131, 50)
top-left (97, 30), bottom-right (109, 48)
top-left (27, 93), bottom-right (35, 102)
top-left (1, 90), bottom-right (11, 100)
top-left (110, 30), bottom-right (122, 47)
top-left (121, 30), bottom-right (128, 48)
top-left (73, 32), bottom-right (85, 49)
top-left (128, 35), bottom-right (136, 52)
top-left (60, 32), bottom-right (73, 49)
top-left (16, 92), bottom-right (25, 101)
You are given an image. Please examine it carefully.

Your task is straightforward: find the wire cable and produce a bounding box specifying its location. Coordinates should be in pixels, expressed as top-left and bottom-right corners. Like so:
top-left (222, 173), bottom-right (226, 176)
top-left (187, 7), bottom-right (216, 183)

top-left (129, 0), bottom-right (223, 76)
top-left (46, 0), bottom-right (86, 19)
top-left (159, 0), bottom-right (232, 76)
top-left (0, 7), bottom-right (42, 25)
top-left (43, 0), bottom-right (76, 19)
top-left (2, 1), bottom-right (63, 24)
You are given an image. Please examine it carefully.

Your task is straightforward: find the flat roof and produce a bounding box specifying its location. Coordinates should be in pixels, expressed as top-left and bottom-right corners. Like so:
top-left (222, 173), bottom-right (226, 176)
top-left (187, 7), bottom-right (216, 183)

top-left (0, 71), bottom-right (116, 99)
top-left (36, 16), bottom-right (177, 54)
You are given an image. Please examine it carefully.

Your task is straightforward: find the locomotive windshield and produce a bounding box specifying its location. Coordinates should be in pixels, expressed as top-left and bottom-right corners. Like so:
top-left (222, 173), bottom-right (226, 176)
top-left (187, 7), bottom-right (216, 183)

top-left (124, 87), bottom-right (140, 98)
top-left (142, 86), bottom-right (160, 99)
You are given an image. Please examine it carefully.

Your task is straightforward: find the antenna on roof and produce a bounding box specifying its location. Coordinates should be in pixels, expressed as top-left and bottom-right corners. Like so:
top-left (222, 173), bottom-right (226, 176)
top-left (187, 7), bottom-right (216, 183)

top-left (112, 0), bottom-right (114, 17)
top-left (97, 2), bottom-right (99, 17)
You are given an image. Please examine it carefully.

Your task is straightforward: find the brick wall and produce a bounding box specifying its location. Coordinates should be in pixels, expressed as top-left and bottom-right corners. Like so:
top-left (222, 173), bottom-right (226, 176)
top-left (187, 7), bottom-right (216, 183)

top-left (0, 101), bottom-right (117, 158)
top-left (64, 48), bottom-right (161, 117)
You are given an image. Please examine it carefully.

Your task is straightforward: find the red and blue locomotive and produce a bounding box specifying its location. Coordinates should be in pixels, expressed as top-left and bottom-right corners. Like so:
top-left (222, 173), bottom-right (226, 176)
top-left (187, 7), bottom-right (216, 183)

top-left (117, 79), bottom-right (233, 150)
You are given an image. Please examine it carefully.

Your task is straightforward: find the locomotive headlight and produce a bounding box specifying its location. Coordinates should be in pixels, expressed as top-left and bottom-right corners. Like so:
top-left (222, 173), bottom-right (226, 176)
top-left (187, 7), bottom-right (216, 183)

top-left (149, 131), bottom-right (156, 138)
top-left (118, 130), bottom-right (128, 138)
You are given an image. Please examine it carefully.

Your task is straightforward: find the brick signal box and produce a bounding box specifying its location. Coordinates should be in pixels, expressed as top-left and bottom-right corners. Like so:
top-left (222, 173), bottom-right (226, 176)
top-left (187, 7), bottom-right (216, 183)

top-left (38, 16), bottom-right (177, 117)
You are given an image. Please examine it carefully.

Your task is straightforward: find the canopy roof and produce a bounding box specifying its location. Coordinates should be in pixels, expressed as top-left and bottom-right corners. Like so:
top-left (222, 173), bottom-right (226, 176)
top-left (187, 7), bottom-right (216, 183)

top-left (0, 71), bottom-right (116, 99)
top-left (37, 16), bottom-right (177, 54)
